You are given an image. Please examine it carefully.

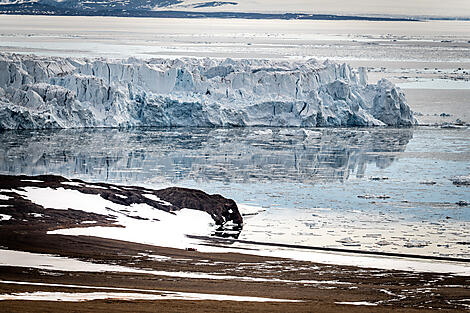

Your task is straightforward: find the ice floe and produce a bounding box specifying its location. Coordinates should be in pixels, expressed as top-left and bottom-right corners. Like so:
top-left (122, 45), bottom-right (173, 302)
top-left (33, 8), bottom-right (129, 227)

top-left (451, 175), bottom-right (470, 186)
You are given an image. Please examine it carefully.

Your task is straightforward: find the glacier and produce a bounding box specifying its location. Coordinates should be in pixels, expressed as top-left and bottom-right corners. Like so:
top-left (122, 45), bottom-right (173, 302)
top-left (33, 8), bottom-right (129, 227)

top-left (0, 53), bottom-right (416, 129)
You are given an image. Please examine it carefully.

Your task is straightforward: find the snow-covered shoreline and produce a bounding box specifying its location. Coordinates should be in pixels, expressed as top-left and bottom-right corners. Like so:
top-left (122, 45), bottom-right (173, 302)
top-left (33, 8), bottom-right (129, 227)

top-left (0, 53), bottom-right (416, 129)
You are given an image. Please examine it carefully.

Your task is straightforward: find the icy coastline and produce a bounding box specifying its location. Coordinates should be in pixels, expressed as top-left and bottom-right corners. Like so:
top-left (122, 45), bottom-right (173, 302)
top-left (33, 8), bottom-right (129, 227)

top-left (0, 53), bottom-right (416, 129)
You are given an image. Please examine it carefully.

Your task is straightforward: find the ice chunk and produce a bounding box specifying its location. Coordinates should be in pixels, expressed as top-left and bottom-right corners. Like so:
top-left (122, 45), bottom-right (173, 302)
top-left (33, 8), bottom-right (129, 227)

top-left (451, 176), bottom-right (470, 186)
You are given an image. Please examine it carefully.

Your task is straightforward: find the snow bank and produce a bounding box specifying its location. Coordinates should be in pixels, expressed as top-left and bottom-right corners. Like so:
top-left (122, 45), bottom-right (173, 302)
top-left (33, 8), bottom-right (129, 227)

top-left (0, 53), bottom-right (416, 129)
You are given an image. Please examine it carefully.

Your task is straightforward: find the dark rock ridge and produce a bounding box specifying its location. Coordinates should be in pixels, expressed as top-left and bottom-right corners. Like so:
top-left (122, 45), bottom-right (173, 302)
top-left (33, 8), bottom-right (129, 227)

top-left (0, 0), bottom-right (417, 21)
top-left (155, 187), bottom-right (241, 226)
top-left (0, 174), bottom-right (243, 228)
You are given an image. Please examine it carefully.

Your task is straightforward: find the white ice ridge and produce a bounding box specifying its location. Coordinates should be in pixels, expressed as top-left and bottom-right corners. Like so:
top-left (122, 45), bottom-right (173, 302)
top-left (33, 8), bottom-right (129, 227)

top-left (0, 53), bottom-right (416, 129)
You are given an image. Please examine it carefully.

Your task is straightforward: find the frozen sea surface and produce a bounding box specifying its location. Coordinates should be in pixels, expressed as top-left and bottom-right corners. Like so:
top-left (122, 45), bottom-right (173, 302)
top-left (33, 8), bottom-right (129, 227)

top-left (0, 127), bottom-right (469, 258)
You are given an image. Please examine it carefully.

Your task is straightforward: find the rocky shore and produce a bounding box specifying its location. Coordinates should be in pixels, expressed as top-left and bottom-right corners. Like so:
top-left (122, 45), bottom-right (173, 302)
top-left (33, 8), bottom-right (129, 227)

top-left (0, 175), bottom-right (469, 312)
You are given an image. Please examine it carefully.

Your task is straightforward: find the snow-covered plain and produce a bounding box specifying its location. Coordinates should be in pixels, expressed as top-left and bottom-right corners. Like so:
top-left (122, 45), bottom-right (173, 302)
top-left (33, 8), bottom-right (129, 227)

top-left (0, 53), bottom-right (415, 129)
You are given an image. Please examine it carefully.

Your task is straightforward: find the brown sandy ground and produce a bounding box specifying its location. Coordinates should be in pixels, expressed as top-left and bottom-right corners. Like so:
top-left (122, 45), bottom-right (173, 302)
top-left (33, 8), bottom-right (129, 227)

top-left (0, 230), bottom-right (469, 312)
top-left (0, 176), bottom-right (469, 312)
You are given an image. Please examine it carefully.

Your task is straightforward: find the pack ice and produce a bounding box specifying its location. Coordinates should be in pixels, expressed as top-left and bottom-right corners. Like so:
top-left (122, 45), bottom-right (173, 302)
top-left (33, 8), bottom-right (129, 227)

top-left (0, 53), bottom-right (416, 129)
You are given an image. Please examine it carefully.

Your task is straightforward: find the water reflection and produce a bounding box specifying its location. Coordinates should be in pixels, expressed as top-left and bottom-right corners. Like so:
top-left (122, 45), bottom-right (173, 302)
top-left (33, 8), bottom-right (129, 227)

top-left (0, 127), bottom-right (413, 185)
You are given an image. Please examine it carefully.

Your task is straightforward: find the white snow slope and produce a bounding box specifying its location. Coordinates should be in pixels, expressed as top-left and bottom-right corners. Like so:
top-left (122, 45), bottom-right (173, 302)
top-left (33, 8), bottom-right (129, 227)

top-left (0, 53), bottom-right (416, 129)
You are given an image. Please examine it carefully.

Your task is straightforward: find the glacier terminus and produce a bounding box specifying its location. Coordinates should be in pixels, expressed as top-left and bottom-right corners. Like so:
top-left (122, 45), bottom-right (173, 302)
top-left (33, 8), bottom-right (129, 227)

top-left (0, 53), bottom-right (416, 129)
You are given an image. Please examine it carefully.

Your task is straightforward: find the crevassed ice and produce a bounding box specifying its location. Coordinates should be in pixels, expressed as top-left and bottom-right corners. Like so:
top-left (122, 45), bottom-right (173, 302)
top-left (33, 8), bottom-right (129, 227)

top-left (0, 53), bottom-right (416, 129)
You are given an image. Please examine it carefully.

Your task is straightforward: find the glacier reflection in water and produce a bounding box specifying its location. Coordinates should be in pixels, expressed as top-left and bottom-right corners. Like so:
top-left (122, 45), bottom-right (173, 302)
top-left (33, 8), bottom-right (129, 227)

top-left (1, 127), bottom-right (470, 257)
top-left (0, 127), bottom-right (412, 185)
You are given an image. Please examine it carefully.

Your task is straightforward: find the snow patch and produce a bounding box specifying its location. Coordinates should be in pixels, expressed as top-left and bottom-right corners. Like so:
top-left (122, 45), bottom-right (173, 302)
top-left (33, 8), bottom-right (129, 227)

top-left (28, 213), bottom-right (43, 218)
top-left (13, 186), bottom-right (214, 249)
top-left (61, 181), bottom-right (84, 187)
top-left (0, 249), bottom-right (344, 285)
top-left (21, 179), bottom-right (43, 183)
top-left (0, 194), bottom-right (11, 201)
top-left (0, 291), bottom-right (299, 302)
top-left (0, 281), bottom-right (300, 302)
top-left (142, 194), bottom-right (172, 206)
top-left (335, 301), bottom-right (378, 306)
top-left (0, 214), bottom-right (12, 221)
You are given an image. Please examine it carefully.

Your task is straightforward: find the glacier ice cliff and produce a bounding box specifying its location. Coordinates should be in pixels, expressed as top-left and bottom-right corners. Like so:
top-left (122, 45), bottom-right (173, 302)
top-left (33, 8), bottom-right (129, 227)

top-left (0, 53), bottom-right (417, 129)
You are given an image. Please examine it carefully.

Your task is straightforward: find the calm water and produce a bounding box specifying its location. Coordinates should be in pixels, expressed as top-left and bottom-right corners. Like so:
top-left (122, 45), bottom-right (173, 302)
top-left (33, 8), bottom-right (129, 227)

top-left (1, 127), bottom-right (469, 257)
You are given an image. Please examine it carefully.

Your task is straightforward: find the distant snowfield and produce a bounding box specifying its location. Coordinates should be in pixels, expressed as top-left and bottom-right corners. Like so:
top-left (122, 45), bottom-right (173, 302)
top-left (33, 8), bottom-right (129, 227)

top-left (2, 0), bottom-right (469, 17)
top-left (152, 0), bottom-right (470, 19)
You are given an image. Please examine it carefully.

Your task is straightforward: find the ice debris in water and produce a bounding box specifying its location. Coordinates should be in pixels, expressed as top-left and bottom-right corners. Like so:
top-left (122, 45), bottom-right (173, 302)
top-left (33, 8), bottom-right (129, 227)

top-left (0, 53), bottom-right (416, 129)
top-left (404, 240), bottom-right (429, 248)
top-left (451, 176), bottom-right (470, 186)
top-left (336, 237), bottom-right (361, 246)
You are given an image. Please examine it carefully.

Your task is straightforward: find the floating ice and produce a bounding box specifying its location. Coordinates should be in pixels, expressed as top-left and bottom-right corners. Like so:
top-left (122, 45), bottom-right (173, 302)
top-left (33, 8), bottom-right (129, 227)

top-left (451, 175), bottom-right (470, 186)
top-left (0, 53), bottom-right (416, 129)
top-left (404, 240), bottom-right (429, 248)
top-left (238, 204), bottom-right (266, 216)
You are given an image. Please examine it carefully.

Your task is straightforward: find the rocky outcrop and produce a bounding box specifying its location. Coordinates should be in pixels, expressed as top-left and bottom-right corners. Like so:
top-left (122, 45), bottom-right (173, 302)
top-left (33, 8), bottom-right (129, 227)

top-left (155, 187), bottom-right (242, 227)
top-left (0, 53), bottom-right (417, 129)
top-left (0, 174), bottom-right (243, 228)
